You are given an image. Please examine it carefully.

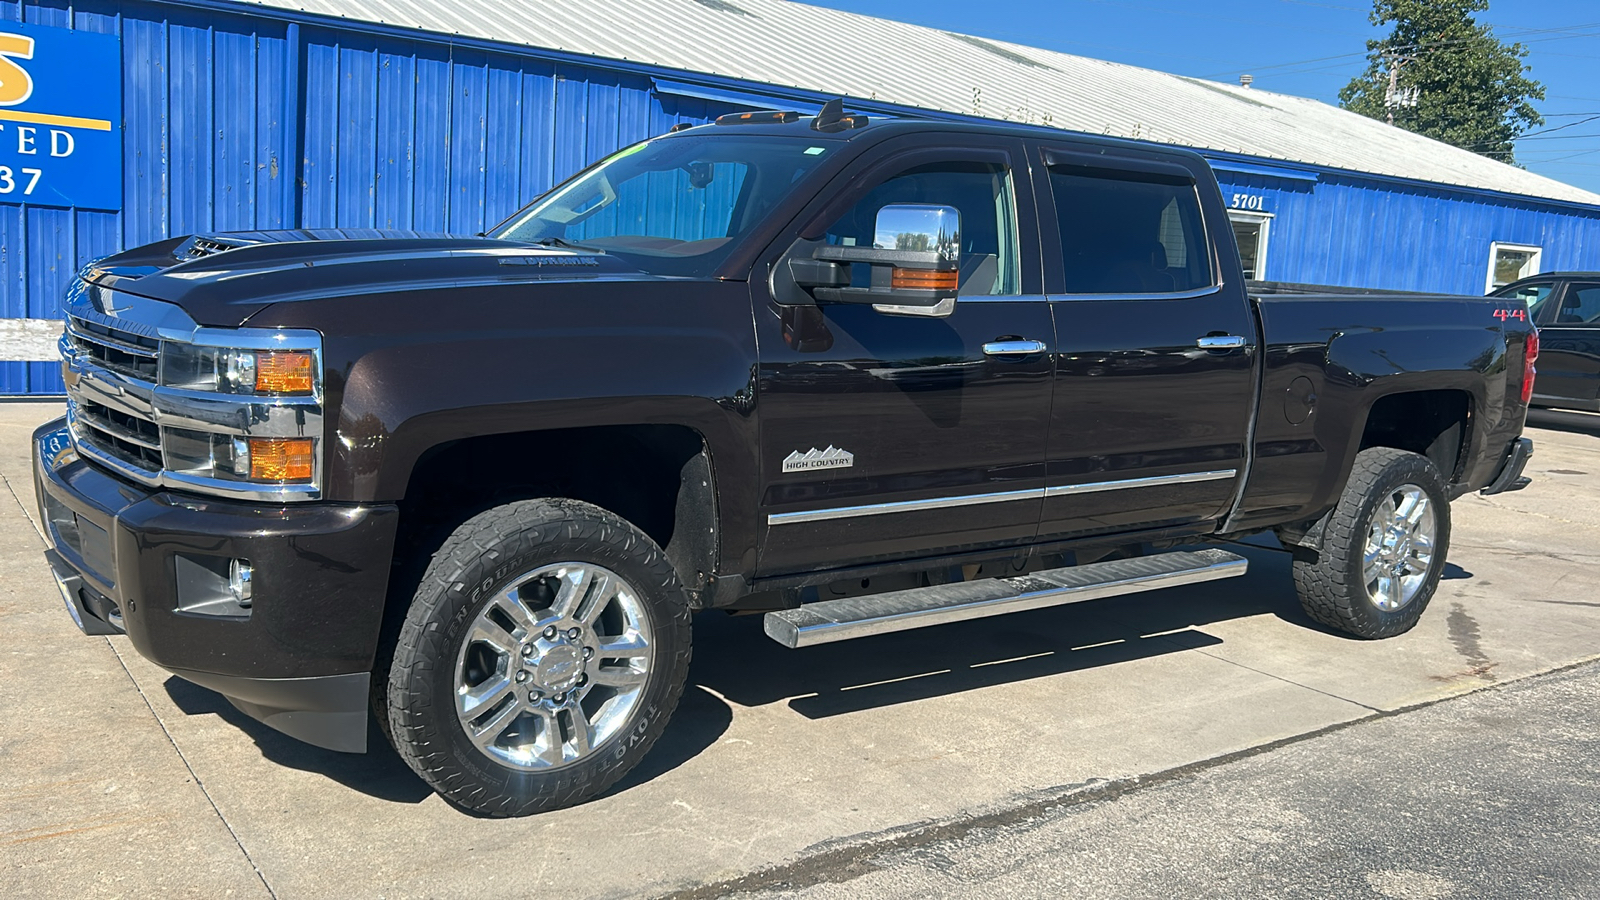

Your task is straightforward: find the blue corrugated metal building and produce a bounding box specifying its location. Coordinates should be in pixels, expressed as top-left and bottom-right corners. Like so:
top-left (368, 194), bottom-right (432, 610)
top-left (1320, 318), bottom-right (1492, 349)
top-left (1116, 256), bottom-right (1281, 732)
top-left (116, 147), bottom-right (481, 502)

top-left (4, 0), bottom-right (1599, 394)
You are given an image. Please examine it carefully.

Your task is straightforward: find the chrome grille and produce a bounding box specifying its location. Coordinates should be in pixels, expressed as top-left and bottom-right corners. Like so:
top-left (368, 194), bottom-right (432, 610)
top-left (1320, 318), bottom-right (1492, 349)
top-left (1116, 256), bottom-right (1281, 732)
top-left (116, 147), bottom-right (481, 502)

top-left (67, 317), bottom-right (159, 381)
top-left (61, 281), bottom-right (325, 502)
top-left (75, 399), bottom-right (163, 472)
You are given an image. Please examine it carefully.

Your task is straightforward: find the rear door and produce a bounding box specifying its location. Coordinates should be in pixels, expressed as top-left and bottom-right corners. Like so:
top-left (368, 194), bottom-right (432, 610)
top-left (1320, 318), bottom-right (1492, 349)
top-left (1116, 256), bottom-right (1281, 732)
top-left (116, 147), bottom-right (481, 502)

top-left (1030, 143), bottom-right (1258, 540)
top-left (1535, 280), bottom-right (1600, 410)
top-left (752, 134), bottom-right (1055, 575)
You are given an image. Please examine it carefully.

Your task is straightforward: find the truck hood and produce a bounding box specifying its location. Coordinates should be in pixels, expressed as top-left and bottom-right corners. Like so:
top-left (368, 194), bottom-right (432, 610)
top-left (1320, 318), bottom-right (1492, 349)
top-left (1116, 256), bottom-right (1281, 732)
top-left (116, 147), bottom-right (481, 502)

top-left (82, 229), bottom-right (660, 327)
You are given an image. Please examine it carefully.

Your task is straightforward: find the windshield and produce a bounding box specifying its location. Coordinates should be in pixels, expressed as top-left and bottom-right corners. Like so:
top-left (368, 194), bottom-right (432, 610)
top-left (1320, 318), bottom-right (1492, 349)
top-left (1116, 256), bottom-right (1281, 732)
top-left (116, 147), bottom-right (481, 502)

top-left (491, 134), bottom-right (836, 277)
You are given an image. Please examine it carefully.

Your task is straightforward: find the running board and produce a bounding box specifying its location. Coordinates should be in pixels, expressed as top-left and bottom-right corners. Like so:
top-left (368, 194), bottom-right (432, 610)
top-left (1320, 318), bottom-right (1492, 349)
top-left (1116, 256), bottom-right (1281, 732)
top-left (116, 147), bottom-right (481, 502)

top-left (762, 548), bottom-right (1248, 648)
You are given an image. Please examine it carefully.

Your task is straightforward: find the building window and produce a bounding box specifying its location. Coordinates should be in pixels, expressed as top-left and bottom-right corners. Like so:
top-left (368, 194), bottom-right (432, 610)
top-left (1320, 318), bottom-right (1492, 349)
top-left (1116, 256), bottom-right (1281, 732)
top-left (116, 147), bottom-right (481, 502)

top-left (1486, 242), bottom-right (1542, 293)
top-left (1228, 211), bottom-right (1272, 281)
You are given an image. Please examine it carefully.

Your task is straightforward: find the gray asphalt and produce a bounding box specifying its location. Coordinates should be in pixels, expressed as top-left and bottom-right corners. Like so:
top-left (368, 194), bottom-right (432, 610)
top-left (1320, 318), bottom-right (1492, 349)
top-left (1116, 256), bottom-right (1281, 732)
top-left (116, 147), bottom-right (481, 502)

top-left (718, 658), bottom-right (1600, 900)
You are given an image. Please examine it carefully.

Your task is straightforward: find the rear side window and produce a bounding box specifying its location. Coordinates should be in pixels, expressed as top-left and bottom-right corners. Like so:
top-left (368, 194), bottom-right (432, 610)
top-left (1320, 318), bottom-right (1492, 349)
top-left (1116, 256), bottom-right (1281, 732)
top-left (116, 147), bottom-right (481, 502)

top-left (1499, 281), bottom-right (1555, 321)
top-left (1558, 284), bottom-right (1600, 325)
top-left (1049, 169), bottom-right (1214, 295)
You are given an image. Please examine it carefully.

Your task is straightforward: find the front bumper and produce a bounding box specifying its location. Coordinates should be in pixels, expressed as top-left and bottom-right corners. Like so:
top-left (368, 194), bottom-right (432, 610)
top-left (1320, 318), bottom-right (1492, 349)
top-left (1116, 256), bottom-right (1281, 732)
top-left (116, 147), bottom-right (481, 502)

top-left (32, 418), bottom-right (398, 752)
top-left (1480, 437), bottom-right (1534, 496)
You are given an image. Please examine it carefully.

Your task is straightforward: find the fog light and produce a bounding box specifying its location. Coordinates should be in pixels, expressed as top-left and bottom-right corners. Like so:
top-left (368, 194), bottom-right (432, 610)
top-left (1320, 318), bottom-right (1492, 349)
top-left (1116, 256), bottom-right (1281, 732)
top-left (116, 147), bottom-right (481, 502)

top-left (229, 559), bottom-right (253, 608)
top-left (175, 554), bottom-right (253, 618)
top-left (248, 438), bottom-right (315, 482)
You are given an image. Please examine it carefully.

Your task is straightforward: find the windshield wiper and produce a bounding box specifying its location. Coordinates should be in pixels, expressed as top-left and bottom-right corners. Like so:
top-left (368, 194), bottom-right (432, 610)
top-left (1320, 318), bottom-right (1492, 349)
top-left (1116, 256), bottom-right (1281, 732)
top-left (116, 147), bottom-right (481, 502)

top-left (526, 236), bottom-right (606, 254)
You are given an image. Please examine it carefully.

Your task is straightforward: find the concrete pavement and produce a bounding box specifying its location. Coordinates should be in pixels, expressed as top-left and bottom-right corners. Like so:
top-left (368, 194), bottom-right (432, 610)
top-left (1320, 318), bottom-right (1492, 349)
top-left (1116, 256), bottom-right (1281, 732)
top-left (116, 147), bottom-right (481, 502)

top-left (723, 658), bottom-right (1600, 900)
top-left (1, 400), bottom-right (1597, 899)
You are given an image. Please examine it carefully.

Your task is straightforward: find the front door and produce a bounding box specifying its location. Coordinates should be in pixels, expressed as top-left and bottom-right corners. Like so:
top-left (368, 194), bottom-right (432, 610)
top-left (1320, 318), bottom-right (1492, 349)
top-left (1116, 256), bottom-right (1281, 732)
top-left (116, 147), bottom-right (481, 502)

top-left (753, 136), bottom-right (1055, 576)
top-left (1031, 142), bottom-right (1258, 540)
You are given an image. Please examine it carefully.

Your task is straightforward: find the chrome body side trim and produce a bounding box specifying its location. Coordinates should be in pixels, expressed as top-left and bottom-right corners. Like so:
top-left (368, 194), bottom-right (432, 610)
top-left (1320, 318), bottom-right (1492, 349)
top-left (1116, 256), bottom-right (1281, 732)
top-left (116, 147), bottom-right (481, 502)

top-left (1044, 469), bottom-right (1238, 497)
top-left (767, 469), bottom-right (1238, 525)
top-left (1049, 284), bottom-right (1224, 303)
top-left (767, 487), bottom-right (1042, 526)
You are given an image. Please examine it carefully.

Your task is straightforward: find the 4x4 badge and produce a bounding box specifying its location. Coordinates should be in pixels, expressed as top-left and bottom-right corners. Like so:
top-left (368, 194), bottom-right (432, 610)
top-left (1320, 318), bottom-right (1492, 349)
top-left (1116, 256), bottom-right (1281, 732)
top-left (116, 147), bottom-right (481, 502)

top-left (782, 446), bottom-right (855, 473)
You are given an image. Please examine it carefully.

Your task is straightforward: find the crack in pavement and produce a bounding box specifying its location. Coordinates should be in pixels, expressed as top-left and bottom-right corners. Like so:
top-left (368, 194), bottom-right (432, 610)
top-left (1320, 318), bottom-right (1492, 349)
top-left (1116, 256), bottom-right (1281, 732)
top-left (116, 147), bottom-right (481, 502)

top-left (652, 656), bottom-right (1600, 900)
top-left (0, 463), bottom-right (279, 900)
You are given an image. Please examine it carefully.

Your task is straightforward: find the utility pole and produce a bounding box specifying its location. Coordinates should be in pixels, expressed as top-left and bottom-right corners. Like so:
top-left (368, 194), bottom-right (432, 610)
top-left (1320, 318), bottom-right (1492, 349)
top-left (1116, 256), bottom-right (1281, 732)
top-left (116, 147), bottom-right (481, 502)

top-left (1383, 51), bottom-right (1419, 126)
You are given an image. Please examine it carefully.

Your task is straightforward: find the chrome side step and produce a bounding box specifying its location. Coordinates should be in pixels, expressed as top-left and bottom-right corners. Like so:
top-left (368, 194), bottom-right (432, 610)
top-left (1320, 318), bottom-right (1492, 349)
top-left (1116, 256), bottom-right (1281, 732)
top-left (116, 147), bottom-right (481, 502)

top-left (762, 548), bottom-right (1248, 648)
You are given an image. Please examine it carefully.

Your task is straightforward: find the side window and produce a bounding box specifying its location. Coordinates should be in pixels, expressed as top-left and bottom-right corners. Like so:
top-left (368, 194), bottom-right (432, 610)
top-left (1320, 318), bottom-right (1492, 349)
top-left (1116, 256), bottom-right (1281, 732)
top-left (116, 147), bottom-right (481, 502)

top-left (1558, 284), bottom-right (1600, 325)
top-left (824, 161), bottom-right (1021, 296)
top-left (1500, 282), bottom-right (1555, 321)
top-left (1050, 169), bottom-right (1214, 295)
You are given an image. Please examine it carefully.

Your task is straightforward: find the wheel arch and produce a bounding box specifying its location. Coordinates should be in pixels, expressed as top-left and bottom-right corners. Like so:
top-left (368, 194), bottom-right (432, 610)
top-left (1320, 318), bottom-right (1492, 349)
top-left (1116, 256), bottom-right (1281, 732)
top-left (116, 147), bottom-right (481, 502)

top-left (392, 422), bottom-right (722, 609)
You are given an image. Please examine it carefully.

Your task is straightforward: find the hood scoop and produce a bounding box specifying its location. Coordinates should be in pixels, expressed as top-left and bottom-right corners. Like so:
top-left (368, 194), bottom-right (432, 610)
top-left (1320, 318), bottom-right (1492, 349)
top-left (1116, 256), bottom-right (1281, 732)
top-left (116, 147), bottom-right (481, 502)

top-left (178, 234), bottom-right (259, 259)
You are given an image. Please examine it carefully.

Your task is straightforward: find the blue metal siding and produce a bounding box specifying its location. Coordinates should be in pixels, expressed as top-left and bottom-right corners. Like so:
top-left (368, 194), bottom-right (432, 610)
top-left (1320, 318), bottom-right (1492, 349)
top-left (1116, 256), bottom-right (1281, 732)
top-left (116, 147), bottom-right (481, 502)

top-left (1214, 170), bottom-right (1600, 295)
top-left (0, 0), bottom-right (737, 392)
top-left (4, 0), bottom-right (1600, 394)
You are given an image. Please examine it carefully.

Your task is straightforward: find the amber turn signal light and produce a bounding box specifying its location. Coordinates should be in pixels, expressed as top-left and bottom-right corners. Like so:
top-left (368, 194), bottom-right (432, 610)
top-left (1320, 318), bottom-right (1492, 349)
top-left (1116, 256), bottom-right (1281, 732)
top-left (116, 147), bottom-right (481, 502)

top-left (255, 351), bottom-right (315, 394)
top-left (890, 268), bottom-right (959, 291)
top-left (249, 438), bottom-right (315, 482)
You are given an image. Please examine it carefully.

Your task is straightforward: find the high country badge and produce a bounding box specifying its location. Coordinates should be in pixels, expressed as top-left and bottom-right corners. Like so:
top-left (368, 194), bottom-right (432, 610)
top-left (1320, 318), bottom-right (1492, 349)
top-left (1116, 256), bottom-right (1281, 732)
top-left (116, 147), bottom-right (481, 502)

top-left (782, 446), bottom-right (855, 473)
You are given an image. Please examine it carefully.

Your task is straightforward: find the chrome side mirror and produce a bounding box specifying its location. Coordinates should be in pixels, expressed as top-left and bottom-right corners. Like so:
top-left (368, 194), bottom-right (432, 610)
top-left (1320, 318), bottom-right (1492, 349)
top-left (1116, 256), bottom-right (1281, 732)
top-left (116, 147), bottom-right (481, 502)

top-left (873, 203), bottom-right (961, 262)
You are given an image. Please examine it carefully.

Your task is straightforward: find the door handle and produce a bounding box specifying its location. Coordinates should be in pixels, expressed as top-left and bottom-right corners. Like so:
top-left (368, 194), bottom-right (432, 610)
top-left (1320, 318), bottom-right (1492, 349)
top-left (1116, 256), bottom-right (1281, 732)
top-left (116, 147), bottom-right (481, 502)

top-left (1196, 335), bottom-right (1247, 350)
top-left (982, 339), bottom-right (1048, 357)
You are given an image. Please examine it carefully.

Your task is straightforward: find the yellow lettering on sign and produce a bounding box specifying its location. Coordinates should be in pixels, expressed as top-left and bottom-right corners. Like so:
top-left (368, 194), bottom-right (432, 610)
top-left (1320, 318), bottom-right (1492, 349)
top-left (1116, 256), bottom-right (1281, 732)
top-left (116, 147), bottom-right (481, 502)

top-left (0, 34), bottom-right (36, 107)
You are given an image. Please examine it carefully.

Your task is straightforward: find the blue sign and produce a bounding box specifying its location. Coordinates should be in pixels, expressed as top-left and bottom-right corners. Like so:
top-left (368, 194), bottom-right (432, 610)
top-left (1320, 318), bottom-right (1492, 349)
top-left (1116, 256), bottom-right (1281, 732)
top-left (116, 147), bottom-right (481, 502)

top-left (0, 22), bottom-right (121, 211)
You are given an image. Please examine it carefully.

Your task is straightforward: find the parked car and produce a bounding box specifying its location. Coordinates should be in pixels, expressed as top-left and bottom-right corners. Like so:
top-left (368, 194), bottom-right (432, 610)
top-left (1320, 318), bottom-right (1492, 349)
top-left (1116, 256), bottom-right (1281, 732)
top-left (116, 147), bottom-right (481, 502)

top-left (35, 106), bottom-right (1536, 817)
top-left (1492, 273), bottom-right (1600, 412)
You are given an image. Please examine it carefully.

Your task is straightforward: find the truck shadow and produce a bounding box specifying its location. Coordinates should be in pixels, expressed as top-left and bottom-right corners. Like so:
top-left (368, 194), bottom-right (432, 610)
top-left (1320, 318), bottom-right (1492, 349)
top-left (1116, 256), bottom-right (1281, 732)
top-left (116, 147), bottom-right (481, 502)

top-left (156, 543), bottom-right (1363, 806)
top-left (162, 677), bottom-right (436, 804)
top-left (689, 543), bottom-right (1331, 720)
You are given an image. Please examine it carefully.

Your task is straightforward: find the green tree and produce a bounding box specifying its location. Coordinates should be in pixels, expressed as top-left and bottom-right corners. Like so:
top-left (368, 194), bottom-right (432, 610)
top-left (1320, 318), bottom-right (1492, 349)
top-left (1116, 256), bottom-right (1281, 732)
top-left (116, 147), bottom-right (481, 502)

top-left (1339, 0), bottom-right (1543, 164)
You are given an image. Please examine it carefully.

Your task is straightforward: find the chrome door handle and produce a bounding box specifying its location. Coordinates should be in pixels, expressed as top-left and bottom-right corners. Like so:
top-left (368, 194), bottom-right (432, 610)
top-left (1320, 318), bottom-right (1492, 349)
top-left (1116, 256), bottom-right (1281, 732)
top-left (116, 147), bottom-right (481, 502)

top-left (1197, 335), bottom-right (1247, 350)
top-left (982, 340), bottom-right (1048, 357)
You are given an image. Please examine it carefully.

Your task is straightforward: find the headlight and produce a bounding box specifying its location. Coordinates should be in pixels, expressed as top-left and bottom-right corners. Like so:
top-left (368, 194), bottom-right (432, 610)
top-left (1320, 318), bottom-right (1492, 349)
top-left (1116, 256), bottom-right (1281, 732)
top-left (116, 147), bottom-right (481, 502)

top-left (160, 345), bottom-right (318, 395)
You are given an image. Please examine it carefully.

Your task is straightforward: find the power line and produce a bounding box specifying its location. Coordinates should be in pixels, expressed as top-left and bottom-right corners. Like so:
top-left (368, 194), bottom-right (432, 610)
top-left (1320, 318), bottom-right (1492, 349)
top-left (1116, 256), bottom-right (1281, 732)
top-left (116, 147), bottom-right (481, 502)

top-left (1201, 21), bottom-right (1600, 81)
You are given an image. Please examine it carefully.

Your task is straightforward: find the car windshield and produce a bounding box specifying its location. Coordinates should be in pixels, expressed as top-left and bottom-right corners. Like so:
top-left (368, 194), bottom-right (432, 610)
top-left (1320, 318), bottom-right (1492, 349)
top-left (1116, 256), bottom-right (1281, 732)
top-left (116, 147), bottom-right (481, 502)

top-left (491, 134), bottom-right (836, 277)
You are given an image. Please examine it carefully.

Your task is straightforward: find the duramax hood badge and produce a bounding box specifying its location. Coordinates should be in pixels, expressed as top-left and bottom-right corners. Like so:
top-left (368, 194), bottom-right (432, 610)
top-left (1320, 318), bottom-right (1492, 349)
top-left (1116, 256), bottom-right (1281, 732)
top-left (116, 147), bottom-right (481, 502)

top-left (783, 446), bottom-right (855, 473)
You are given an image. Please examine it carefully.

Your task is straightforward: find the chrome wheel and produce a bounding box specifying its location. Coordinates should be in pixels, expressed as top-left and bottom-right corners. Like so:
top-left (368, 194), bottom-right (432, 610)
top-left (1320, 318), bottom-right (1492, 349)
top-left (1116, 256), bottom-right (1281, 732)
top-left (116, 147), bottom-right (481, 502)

top-left (454, 562), bottom-right (654, 771)
top-left (1362, 483), bottom-right (1437, 612)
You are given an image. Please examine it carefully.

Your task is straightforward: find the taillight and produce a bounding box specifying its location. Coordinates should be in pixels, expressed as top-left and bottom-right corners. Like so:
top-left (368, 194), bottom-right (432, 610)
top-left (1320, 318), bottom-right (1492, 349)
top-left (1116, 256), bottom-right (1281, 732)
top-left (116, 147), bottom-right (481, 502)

top-left (1521, 329), bottom-right (1539, 405)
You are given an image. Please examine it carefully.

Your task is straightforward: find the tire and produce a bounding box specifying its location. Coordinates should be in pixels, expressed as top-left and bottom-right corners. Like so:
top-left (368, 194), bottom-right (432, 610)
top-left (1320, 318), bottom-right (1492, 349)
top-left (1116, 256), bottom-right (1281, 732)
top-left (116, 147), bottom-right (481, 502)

top-left (385, 498), bottom-right (692, 817)
top-left (1290, 447), bottom-right (1451, 640)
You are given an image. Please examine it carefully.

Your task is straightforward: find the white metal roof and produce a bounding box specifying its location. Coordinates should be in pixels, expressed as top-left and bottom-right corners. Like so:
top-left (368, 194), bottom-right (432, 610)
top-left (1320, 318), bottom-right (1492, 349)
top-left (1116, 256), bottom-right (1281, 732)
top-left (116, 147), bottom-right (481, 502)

top-left (240, 0), bottom-right (1600, 207)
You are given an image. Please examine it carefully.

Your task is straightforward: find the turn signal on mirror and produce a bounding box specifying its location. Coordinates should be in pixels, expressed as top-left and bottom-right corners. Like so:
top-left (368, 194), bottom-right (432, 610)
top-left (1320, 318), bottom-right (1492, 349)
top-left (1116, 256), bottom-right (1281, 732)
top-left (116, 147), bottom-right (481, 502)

top-left (249, 438), bottom-right (315, 482)
top-left (890, 268), bottom-right (959, 291)
top-left (255, 351), bottom-right (315, 394)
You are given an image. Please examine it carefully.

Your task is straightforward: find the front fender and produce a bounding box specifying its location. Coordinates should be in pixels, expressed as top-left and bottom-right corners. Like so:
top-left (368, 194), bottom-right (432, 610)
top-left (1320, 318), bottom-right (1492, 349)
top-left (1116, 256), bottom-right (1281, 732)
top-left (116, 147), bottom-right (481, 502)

top-left (251, 279), bottom-right (761, 572)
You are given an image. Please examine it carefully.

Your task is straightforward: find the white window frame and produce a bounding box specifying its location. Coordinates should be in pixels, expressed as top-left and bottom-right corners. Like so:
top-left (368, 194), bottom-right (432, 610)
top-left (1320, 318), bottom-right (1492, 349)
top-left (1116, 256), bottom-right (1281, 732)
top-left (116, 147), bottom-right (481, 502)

top-left (1486, 242), bottom-right (1543, 294)
top-left (1228, 210), bottom-right (1273, 282)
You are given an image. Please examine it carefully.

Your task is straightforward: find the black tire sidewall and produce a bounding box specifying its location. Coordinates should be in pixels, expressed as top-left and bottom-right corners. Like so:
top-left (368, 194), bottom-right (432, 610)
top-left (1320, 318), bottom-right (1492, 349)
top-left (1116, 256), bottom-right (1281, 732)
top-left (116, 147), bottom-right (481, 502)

top-left (390, 501), bottom-right (690, 815)
top-left (1336, 453), bottom-right (1451, 636)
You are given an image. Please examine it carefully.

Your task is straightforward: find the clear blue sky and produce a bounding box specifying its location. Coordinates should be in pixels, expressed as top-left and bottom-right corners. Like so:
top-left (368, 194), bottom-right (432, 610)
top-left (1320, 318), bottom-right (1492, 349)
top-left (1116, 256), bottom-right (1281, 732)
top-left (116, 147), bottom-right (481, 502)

top-left (805, 0), bottom-right (1600, 195)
